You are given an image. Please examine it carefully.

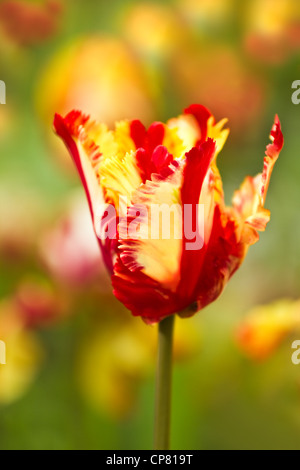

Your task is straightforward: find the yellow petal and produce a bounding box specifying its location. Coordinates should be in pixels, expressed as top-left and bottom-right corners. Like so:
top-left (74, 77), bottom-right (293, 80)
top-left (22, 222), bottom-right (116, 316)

top-left (99, 149), bottom-right (142, 209)
top-left (118, 171), bottom-right (183, 291)
top-left (164, 114), bottom-right (200, 159)
top-left (207, 116), bottom-right (230, 155)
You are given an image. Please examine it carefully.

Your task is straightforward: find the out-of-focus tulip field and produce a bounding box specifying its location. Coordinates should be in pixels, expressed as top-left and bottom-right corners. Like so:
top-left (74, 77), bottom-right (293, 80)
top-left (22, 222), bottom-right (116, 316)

top-left (1, 0), bottom-right (300, 450)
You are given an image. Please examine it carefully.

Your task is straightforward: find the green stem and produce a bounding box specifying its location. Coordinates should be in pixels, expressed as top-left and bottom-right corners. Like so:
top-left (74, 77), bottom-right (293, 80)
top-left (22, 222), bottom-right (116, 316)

top-left (154, 314), bottom-right (175, 450)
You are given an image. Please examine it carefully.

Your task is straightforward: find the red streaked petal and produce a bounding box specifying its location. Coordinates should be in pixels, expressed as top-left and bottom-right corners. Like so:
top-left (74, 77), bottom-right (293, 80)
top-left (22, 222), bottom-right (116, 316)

top-left (260, 115), bottom-right (283, 205)
top-left (186, 115), bottom-right (284, 314)
top-left (117, 167), bottom-right (183, 292)
top-left (184, 104), bottom-right (213, 143)
top-left (135, 144), bottom-right (174, 183)
top-left (53, 112), bottom-right (105, 229)
top-left (112, 257), bottom-right (179, 324)
top-left (130, 120), bottom-right (166, 182)
top-left (151, 145), bottom-right (173, 172)
top-left (177, 139), bottom-right (217, 302)
top-left (98, 207), bottom-right (118, 274)
top-left (190, 205), bottom-right (245, 313)
top-left (232, 115), bottom-right (283, 241)
top-left (130, 119), bottom-right (147, 149)
top-left (147, 122), bottom-right (165, 149)
top-left (181, 139), bottom-right (216, 205)
top-left (129, 120), bottom-right (165, 152)
top-left (112, 140), bottom-right (218, 322)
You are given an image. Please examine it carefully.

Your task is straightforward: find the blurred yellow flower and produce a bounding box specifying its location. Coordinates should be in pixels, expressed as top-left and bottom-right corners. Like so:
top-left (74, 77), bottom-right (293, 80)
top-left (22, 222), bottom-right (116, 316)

top-left (247, 0), bottom-right (297, 36)
top-left (0, 104), bottom-right (14, 139)
top-left (244, 0), bottom-right (300, 63)
top-left (177, 0), bottom-right (233, 29)
top-left (76, 315), bottom-right (201, 418)
top-left (0, 300), bottom-right (43, 404)
top-left (236, 299), bottom-right (300, 361)
top-left (77, 319), bottom-right (154, 418)
top-left (121, 2), bottom-right (185, 59)
top-left (36, 35), bottom-right (156, 171)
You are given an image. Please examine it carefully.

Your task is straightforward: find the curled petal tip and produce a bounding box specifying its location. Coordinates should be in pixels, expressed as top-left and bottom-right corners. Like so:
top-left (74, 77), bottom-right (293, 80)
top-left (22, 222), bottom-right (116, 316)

top-left (266, 115), bottom-right (284, 159)
top-left (183, 104), bottom-right (213, 142)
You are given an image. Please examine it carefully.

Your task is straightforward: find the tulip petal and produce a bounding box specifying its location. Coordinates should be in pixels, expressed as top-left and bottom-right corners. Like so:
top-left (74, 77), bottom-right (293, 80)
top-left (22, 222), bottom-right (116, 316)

top-left (130, 120), bottom-right (170, 182)
top-left (177, 139), bottom-right (217, 302)
top-left (164, 114), bottom-right (201, 159)
top-left (187, 116), bottom-right (283, 312)
top-left (261, 115), bottom-right (283, 204)
top-left (233, 115), bottom-right (283, 243)
top-left (112, 257), bottom-right (178, 324)
top-left (117, 164), bottom-right (183, 291)
top-left (112, 139), bottom-right (217, 321)
top-left (99, 149), bottom-right (142, 208)
top-left (207, 116), bottom-right (230, 155)
top-left (54, 112), bottom-right (120, 268)
top-left (184, 104), bottom-right (230, 154)
top-left (54, 111), bottom-right (144, 211)
top-left (53, 112), bottom-right (105, 231)
top-left (184, 104), bottom-right (212, 142)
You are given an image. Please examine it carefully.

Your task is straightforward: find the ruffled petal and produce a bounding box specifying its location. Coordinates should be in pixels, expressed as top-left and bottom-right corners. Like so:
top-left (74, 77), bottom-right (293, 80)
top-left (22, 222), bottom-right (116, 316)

top-left (117, 163), bottom-right (183, 292)
top-left (111, 257), bottom-right (179, 324)
top-left (177, 139), bottom-right (217, 303)
top-left (191, 205), bottom-right (245, 313)
top-left (112, 139), bottom-right (217, 322)
top-left (186, 116), bottom-right (283, 312)
top-left (184, 104), bottom-right (230, 154)
top-left (53, 112), bottom-right (105, 232)
top-left (130, 120), bottom-right (170, 182)
top-left (99, 149), bottom-right (142, 209)
top-left (53, 112), bottom-right (142, 269)
top-left (232, 115), bottom-right (283, 244)
top-left (180, 116), bottom-right (283, 316)
top-left (54, 111), bottom-right (143, 212)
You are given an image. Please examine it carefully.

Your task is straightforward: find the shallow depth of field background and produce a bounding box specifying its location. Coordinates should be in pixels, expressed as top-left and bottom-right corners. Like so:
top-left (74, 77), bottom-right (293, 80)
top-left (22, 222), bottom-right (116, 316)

top-left (0, 0), bottom-right (300, 450)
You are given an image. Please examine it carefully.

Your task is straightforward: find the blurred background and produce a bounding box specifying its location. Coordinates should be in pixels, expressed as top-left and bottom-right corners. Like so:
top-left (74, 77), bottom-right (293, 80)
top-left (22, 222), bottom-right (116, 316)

top-left (0, 0), bottom-right (300, 450)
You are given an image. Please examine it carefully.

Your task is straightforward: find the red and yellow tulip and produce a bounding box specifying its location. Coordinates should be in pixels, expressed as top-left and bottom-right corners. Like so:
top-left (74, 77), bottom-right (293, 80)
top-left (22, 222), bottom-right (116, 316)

top-left (54, 104), bottom-right (283, 324)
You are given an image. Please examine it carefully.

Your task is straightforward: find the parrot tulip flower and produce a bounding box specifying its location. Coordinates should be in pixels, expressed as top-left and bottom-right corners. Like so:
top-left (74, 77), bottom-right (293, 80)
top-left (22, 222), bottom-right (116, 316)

top-left (53, 105), bottom-right (283, 325)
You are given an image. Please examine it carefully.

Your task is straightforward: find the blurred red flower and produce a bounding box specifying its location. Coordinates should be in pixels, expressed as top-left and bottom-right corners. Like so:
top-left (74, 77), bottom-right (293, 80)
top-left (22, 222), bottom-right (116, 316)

top-left (39, 193), bottom-right (110, 289)
top-left (243, 0), bottom-right (300, 64)
top-left (0, 0), bottom-right (62, 46)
